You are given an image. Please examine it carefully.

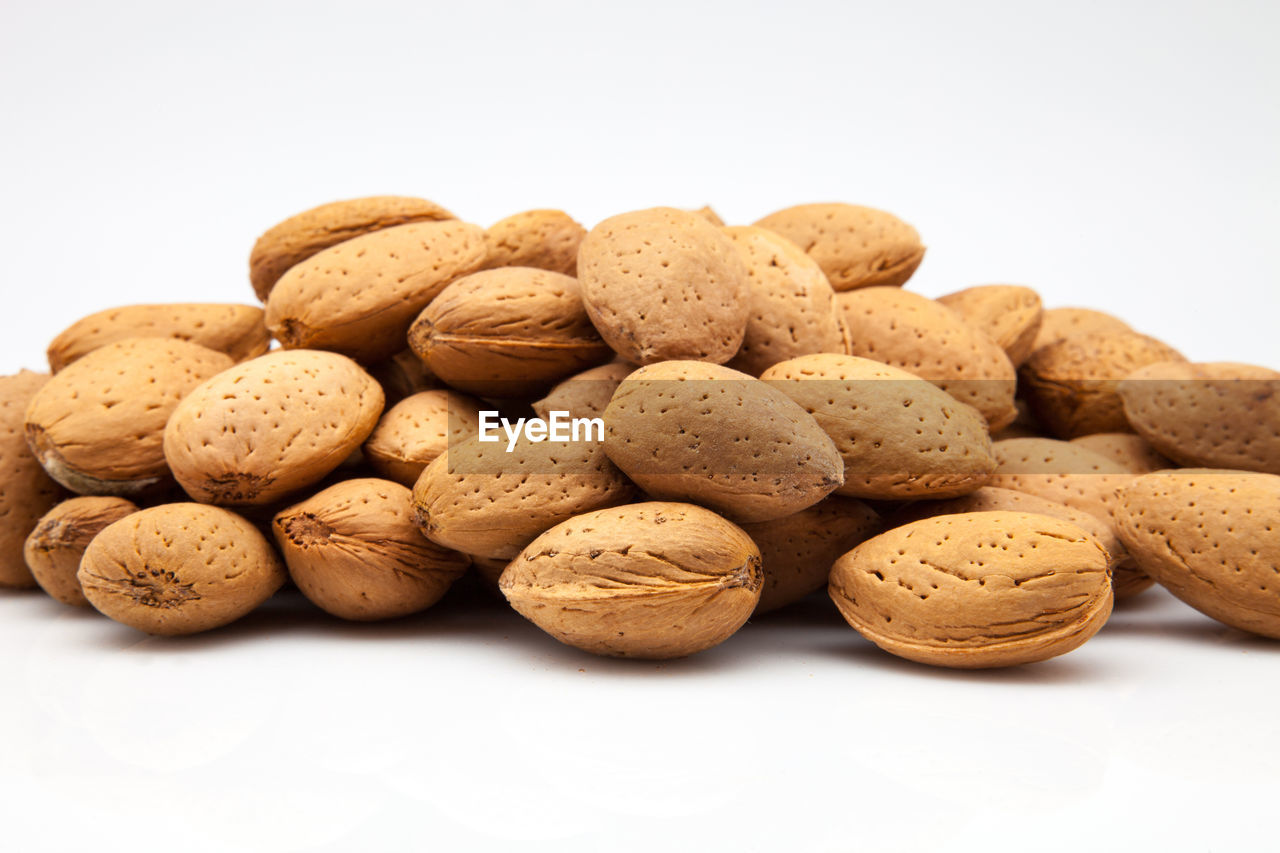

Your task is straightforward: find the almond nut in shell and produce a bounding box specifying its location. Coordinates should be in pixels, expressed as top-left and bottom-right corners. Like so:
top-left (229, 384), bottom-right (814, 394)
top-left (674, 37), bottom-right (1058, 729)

top-left (761, 354), bottom-right (995, 499)
top-left (1118, 361), bottom-right (1280, 475)
top-left (249, 195), bottom-right (455, 300)
top-left (163, 350), bottom-right (384, 506)
top-left (363, 390), bottom-right (483, 487)
top-left (266, 220), bottom-right (487, 364)
top-left (990, 437), bottom-right (1151, 598)
top-left (482, 209), bottom-right (585, 275)
top-left (722, 225), bottom-right (845, 377)
top-left (602, 360), bottom-right (843, 523)
top-left (1020, 330), bottom-right (1186, 438)
top-left (835, 287), bottom-right (1018, 430)
top-left (408, 267), bottom-right (612, 397)
top-left (1070, 432), bottom-right (1172, 474)
top-left (1030, 307), bottom-right (1132, 354)
top-left (1, 370), bottom-right (64, 588)
top-left (829, 511), bottom-right (1113, 668)
top-left (886, 486), bottom-right (1130, 593)
top-left (78, 503), bottom-right (285, 635)
top-left (753, 203), bottom-right (925, 292)
top-left (24, 497), bottom-right (138, 606)
top-left (273, 478), bottom-right (470, 621)
top-left (739, 496), bottom-right (879, 614)
top-left (412, 435), bottom-right (635, 560)
top-left (532, 361), bottom-right (633, 421)
top-left (577, 207), bottom-right (749, 364)
top-left (25, 338), bottom-right (234, 496)
top-left (936, 285), bottom-right (1043, 367)
top-left (47, 303), bottom-right (269, 372)
top-left (499, 501), bottom-right (763, 659)
top-left (1114, 469), bottom-right (1280, 638)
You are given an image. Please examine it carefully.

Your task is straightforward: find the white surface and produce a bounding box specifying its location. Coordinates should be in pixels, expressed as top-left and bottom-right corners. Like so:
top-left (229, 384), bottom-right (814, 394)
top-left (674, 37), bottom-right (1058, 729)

top-left (1, 1), bottom-right (1278, 850)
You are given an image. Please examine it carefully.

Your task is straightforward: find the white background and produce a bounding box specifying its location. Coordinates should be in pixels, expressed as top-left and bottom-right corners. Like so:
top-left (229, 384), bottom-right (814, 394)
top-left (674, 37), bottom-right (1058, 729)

top-left (1, 1), bottom-right (1277, 850)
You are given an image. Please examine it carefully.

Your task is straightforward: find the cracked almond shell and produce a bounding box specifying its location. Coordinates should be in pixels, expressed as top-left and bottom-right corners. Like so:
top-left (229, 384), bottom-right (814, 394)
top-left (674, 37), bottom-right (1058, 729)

top-left (602, 360), bottom-right (843, 523)
top-left (738, 496), bottom-right (880, 614)
top-left (1, 371), bottom-right (64, 588)
top-left (47, 303), bottom-right (269, 373)
top-left (249, 195), bottom-right (455, 300)
top-left (722, 225), bottom-right (846, 377)
top-left (829, 511), bottom-right (1113, 668)
top-left (78, 503), bottom-right (285, 635)
top-left (25, 338), bottom-right (234, 496)
top-left (273, 478), bottom-right (470, 621)
top-left (1114, 470), bottom-right (1280, 638)
top-left (761, 354), bottom-right (996, 500)
top-left (577, 207), bottom-right (749, 364)
top-left (835, 287), bottom-right (1018, 430)
top-left (267, 220), bottom-right (487, 364)
top-left (482, 209), bottom-right (586, 275)
top-left (363, 390), bottom-right (483, 486)
top-left (24, 496), bottom-right (138, 606)
top-left (408, 267), bottom-right (612, 397)
top-left (753, 203), bottom-right (924, 292)
top-left (163, 350), bottom-right (384, 506)
top-left (500, 501), bottom-right (763, 659)
top-left (936, 285), bottom-right (1043, 367)
top-left (1020, 331), bottom-right (1186, 438)
top-left (412, 435), bottom-right (635, 560)
top-left (1118, 361), bottom-right (1280, 475)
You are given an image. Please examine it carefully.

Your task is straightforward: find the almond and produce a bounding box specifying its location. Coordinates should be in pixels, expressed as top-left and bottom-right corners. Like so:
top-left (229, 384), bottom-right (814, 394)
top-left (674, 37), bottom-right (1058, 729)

top-left (499, 501), bottom-right (762, 659)
top-left (532, 361), bottom-right (633, 421)
top-left (79, 503), bottom-right (285, 635)
top-left (1020, 331), bottom-right (1186, 438)
top-left (363, 389), bottom-right (483, 486)
top-left (1118, 361), bottom-right (1280, 475)
top-left (1070, 432), bottom-right (1172, 474)
top-left (760, 354), bottom-right (996, 499)
top-left (753, 203), bottom-right (924, 291)
top-left (412, 435), bottom-right (634, 560)
top-left (829, 511), bottom-right (1113, 668)
top-left (1114, 470), bottom-right (1280, 638)
top-left (936, 285), bottom-right (1043, 367)
top-left (990, 436), bottom-right (1150, 598)
top-left (163, 350), bottom-right (384, 506)
top-left (834, 287), bottom-right (1018, 430)
top-left (692, 206), bottom-right (726, 225)
top-left (266, 220), bottom-right (487, 363)
top-left (0, 371), bottom-right (64, 588)
top-left (738, 496), bottom-right (879, 614)
top-left (721, 225), bottom-right (845, 376)
top-left (249, 195), bottom-right (454, 300)
top-left (1030, 307), bottom-right (1132, 354)
top-left (577, 207), bottom-right (749, 364)
top-left (24, 497), bottom-right (138, 606)
top-left (482, 209), bottom-right (585, 275)
top-left (25, 338), bottom-right (234, 496)
top-left (407, 267), bottom-right (612, 397)
top-left (368, 348), bottom-right (442, 404)
top-left (602, 360), bottom-right (843, 523)
top-left (273, 478), bottom-right (470, 621)
top-left (47, 303), bottom-right (268, 373)
top-left (887, 486), bottom-right (1129, 591)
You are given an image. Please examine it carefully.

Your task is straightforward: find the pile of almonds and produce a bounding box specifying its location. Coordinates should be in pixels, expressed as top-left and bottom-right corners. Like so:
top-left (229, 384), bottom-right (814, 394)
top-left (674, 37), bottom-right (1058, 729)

top-left (3, 197), bottom-right (1277, 668)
